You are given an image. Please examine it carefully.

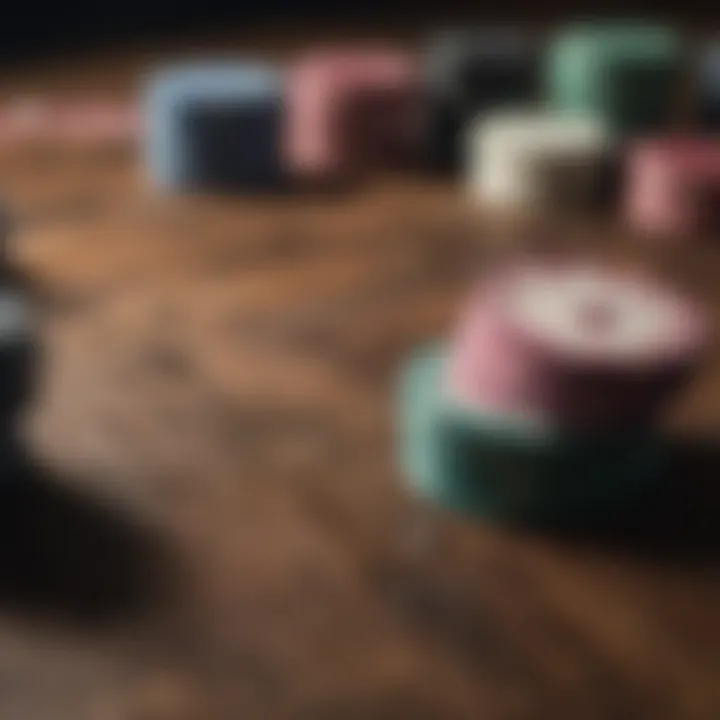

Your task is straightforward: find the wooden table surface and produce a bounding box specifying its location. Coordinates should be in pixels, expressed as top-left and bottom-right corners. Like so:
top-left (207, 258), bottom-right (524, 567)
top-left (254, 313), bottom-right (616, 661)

top-left (0, 32), bottom-right (718, 720)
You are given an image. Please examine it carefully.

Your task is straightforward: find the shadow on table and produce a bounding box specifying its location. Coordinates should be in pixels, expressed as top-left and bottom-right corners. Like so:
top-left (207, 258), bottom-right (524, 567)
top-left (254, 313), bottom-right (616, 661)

top-left (544, 437), bottom-right (720, 563)
top-left (0, 452), bottom-right (178, 628)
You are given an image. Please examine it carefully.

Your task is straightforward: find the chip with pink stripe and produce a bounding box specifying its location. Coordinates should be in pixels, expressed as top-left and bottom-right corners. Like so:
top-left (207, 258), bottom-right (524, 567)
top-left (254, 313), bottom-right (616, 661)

top-left (0, 96), bottom-right (139, 149)
top-left (626, 137), bottom-right (720, 238)
top-left (284, 46), bottom-right (423, 182)
top-left (446, 259), bottom-right (709, 429)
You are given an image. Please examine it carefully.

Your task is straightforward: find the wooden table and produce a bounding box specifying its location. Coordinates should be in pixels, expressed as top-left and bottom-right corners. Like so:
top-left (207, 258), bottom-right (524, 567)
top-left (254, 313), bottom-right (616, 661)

top-left (0, 33), bottom-right (717, 720)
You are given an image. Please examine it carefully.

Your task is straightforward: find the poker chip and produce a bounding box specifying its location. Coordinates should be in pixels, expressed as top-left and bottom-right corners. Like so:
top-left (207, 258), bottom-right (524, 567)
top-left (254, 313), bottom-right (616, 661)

top-left (0, 205), bottom-right (37, 428)
top-left (0, 288), bottom-right (36, 423)
top-left (625, 137), bottom-right (720, 237)
top-left (0, 96), bottom-right (140, 149)
top-left (398, 343), bottom-right (667, 525)
top-left (144, 61), bottom-right (284, 192)
top-left (52, 101), bottom-right (140, 145)
top-left (697, 41), bottom-right (720, 130)
top-left (284, 47), bottom-right (422, 182)
top-left (545, 22), bottom-right (681, 135)
top-left (423, 27), bottom-right (537, 172)
top-left (445, 259), bottom-right (709, 429)
top-left (466, 111), bottom-right (613, 211)
top-left (0, 97), bottom-right (52, 147)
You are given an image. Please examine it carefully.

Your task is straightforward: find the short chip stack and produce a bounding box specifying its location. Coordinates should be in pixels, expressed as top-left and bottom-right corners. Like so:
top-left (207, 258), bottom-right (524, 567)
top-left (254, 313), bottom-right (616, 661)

top-left (398, 259), bottom-right (709, 526)
top-left (625, 138), bottom-right (720, 238)
top-left (424, 28), bottom-right (537, 172)
top-left (696, 42), bottom-right (720, 131)
top-left (0, 208), bottom-right (38, 478)
top-left (144, 61), bottom-right (283, 192)
top-left (545, 22), bottom-right (681, 136)
top-left (466, 110), bottom-right (613, 213)
top-left (284, 47), bottom-right (422, 183)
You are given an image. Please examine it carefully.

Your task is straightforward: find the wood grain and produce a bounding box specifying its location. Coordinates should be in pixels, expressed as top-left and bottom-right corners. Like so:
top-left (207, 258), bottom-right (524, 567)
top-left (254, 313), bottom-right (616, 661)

top-left (0, 38), bottom-right (716, 720)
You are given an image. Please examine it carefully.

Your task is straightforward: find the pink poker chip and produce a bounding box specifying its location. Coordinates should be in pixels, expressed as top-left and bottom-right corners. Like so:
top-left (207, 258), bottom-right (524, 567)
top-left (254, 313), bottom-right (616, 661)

top-left (284, 47), bottom-right (422, 181)
top-left (0, 96), bottom-right (140, 149)
top-left (625, 137), bottom-right (720, 238)
top-left (52, 100), bottom-right (141, 145)
top-left (0, 97), bottom-right (52, 146)
top-left (446, 259), bottom-right (710, 428)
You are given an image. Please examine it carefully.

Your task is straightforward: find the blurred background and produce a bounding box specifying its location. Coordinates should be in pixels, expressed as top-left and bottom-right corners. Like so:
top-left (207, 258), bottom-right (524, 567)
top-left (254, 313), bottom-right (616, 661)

top-left (0, 3), bottom-right (706, 60)
top-left (0, 5), bottom-right (716, 720)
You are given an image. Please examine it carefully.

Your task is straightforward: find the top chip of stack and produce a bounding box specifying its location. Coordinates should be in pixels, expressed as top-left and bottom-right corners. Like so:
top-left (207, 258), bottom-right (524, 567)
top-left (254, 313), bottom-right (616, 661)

top-left (446, 258), bottom-right (709, 430)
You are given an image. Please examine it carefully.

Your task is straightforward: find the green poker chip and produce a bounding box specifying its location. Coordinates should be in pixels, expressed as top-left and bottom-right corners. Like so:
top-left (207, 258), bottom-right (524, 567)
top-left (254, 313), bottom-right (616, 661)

top-left (544, 22), bottom-right (682, 135)
top-left (397, 342), bottom-right (668, 527)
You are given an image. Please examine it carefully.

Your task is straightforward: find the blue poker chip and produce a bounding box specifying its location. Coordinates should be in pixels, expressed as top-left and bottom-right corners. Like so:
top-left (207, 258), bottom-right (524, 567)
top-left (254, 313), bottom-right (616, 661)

top-left (143, 61), bottom-right (284, 192)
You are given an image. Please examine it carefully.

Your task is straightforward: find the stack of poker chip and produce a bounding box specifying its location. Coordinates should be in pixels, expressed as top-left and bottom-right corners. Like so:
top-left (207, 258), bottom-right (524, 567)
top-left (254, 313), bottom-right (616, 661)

top-left (143, 61), bottom-right (284, 193)
top-left (398, 258), bottom-right (709, 526)
top-left (697, 42), bottom-right (720, 131)
top-left (625, 137), bottom-right (720, 238)
top-left (0, 207), bottom-right (38, 477)
top-left (0, 97), bottom-right (139, 150)
top-left (423, 27), bottom-right (538, 172)
top-left (466, 110), bottom-right (613, 213)
top-left (284, 47), bottom-right (423, 184)
top-left (545, 21), bottom-right (682, 136)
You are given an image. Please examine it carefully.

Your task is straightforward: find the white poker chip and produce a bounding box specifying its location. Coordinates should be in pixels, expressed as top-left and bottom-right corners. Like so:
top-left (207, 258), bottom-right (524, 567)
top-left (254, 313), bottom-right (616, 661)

top-left (501, 263), bottom-right (702, 362)
top-left (466, 111), bottom-right (613, 209)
